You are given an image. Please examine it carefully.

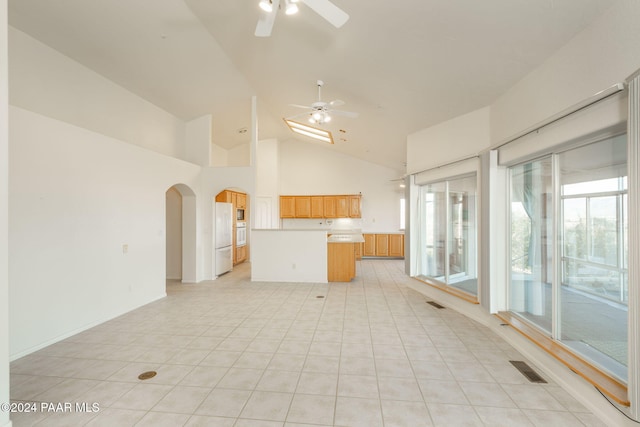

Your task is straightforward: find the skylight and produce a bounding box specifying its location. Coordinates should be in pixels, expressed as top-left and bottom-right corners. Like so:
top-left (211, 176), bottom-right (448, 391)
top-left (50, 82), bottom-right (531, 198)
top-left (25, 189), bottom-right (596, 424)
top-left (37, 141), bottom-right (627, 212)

top-left (284, 119), bottom-right (334, 144)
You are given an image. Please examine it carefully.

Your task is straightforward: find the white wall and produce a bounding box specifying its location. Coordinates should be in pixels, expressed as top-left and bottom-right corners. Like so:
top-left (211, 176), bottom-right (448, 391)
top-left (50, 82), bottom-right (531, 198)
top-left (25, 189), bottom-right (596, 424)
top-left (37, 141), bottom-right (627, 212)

top-left (278, 141), bottom-right (402, 232)
top-left (9, 106), bottom-right (202, 358)
top-left (185, 115), bottom-right (212, 167)
top-left (490, 0), bottom-right (640, 145)
top-left (406, 107), bottom-right (491, 175)
top-left (228, 143), bottom-right (251, 167)
top-left (8, 27), bottom-right (187, 160)
top-left (256, 138), bottom-right (280, 229)
top-left (211, 143), bottom-right (229, 167)
top-left (0, 1), bottom-right (10, 425)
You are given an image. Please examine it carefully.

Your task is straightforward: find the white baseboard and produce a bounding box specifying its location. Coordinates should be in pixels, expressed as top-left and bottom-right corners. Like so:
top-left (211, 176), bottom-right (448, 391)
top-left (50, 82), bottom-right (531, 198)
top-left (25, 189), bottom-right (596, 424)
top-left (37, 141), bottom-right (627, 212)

top-left (10, 292), bottom-right (167, 361)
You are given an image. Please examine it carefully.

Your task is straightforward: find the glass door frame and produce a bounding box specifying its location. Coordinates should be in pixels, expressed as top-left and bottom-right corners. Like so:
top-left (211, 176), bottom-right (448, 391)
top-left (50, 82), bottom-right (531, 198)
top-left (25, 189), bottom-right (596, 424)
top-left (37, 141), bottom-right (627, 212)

top-left (418, 173), bottom-right (478, 294)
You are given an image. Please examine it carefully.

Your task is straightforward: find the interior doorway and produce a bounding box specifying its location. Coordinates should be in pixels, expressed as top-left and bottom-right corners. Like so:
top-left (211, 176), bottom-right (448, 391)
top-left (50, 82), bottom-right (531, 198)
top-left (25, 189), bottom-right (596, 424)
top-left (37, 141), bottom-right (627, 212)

top-left (166, 184), bottom-right (197, 283)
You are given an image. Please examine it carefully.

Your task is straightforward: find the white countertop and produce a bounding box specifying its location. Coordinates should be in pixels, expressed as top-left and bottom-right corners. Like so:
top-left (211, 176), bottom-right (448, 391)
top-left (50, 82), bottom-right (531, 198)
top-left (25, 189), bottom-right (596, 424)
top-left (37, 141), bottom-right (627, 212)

top-left (327, 233), bottom-right (365, 243)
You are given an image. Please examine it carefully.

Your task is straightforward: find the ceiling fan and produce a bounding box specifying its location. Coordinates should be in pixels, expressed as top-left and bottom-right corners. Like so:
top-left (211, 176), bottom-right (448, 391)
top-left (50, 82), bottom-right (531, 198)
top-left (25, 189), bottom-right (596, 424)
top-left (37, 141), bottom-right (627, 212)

top-left (255, 0), bottom-right (349, 37)
top-left (289, 80), bottom-right (358, 125)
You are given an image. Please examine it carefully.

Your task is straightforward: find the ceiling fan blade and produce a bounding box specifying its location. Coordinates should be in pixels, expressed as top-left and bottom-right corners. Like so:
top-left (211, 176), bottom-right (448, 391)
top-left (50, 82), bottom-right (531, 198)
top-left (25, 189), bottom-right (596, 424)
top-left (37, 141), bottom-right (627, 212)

top-left (255, 0), bottom-right (280, 37)
top-left (286, 111), bottom-right (313, 120)
top-left (289, 104), bottom-right (312, 109)
top-left (330, 109), bottom-right (358, 118)
top-left (300, 0), bottom-right (349, 28)
top-left (329, 99), bottom-right (345, 107)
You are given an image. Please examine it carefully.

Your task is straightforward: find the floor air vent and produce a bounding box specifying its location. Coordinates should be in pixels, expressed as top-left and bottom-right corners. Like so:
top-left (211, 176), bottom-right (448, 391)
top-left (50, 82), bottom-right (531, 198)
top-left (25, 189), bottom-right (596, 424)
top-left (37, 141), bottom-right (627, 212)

top-left (509, 360), bottom-right (547, 383)
top-left (426, 301), bottom-right (445, 309)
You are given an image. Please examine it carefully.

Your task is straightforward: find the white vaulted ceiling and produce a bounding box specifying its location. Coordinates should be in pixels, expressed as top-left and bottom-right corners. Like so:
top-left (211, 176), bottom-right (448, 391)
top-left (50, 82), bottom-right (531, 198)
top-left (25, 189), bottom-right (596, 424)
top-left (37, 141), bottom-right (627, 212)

top-left (8, 0), bottom-right (616, 174)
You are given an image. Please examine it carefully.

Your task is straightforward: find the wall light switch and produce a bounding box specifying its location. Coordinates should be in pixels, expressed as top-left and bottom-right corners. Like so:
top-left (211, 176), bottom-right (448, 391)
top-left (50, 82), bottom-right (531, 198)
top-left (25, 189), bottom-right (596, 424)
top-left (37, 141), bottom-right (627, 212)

top-left (122, 244), bottom-right (129, 254)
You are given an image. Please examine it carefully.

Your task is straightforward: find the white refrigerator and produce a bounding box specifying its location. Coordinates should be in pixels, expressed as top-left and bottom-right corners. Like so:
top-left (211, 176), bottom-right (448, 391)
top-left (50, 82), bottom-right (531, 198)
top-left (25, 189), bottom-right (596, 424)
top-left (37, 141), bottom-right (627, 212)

top-left (215, 202), bottom-right (233, 275)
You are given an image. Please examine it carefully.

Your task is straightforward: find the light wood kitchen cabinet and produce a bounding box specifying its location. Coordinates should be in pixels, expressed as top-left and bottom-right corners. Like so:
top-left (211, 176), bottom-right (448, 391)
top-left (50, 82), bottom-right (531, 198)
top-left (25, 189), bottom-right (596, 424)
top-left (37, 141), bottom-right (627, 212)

top-left (216, 189), bottom-right (250, 265)
top-left (215, 191), bottom-right (232, 203)
top-left (311, 196), bottom-right (324, 218)
top-left (349, 195), bottom-right (361, 218)
top-left (328, 242), bottom-right (356, 282)
top-left (375, 234), bottom-right (389, 256)
top-left (363, 234), bottom-right (376, 256)
top-left (323, 196), bottom-right (336, 218)
top-left (335, 196), bottom-right (349, 218)
top-left (236, 245), bottom-right (247, 263)
top-left (280, 194), bottom-right (361, 218)
top-left (295, 196), bottom-right (311, 217)
top-left (355, 241), bottom-right (362, 260)
top-left (280, 196), bottom-right (295, 218)
top-left (236, 193), bottom-right (247, 209)
top-left (363, 233), bottom-right (404, 258)
top-left (389, 234), bottom-right (404, 257)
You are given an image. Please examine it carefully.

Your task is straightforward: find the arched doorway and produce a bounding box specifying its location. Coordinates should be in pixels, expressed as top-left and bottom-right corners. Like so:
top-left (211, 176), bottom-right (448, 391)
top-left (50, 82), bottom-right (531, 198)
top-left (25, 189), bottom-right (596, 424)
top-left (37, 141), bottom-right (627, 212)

top-left (166, 184), bottom-right (197, 283)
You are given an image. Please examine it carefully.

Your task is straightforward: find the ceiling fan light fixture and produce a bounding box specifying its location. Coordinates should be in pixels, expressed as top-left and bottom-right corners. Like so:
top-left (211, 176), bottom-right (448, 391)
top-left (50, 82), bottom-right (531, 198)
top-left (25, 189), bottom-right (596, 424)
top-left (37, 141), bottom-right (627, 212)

top-left (309, 110), bottom-right (331, 124)
top-left (284, 0), bottom-right (299, 15)
top-left (259, 0), bottom-right (273, 13)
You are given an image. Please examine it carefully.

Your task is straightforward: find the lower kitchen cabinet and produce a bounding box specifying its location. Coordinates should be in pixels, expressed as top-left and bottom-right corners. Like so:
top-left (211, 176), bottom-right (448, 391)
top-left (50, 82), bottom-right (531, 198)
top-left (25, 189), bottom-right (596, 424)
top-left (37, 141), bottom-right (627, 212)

top-left (236, 245), bottom-right (247, 264)
top-left (389, 234), bottom-right (404, 257)
top-left (362, 233), bottom-right (404, 258)
top-left (375, 234), bottom-right (389, 256)
top-left (363, 234), bottom-right (376, 257)
top-left (328, 242), bottom-right (356, 282)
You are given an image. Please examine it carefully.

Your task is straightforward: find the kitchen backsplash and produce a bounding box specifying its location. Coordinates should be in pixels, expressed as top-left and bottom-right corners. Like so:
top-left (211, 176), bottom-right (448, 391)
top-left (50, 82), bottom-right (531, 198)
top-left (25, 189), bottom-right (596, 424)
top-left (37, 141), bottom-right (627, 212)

top-left (282, 218), bottom-right (363, 231)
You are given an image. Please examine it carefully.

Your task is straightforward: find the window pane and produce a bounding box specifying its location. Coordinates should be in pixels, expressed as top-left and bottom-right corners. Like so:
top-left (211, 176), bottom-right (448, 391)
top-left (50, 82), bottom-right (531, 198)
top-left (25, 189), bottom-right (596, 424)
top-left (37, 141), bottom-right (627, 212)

top-left (422, 182), bottom-right (446, 280)
top-left (509, 157), bottom-right (553, 334)
top-left (559, 135), bottom-right (628, 380)
top-left (563, 198), bottom-right (586, 259)
top-left (589, 196), bottom-right (618, 266)
top-left (448, 175), bottom-right (477, 295)
top-left (563, 259), bottom-right (622, 301)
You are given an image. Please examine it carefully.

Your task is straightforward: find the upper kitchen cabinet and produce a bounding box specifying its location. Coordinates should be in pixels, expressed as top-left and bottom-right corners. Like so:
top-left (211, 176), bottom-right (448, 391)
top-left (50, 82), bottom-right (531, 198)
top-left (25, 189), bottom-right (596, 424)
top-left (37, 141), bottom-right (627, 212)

top-left (280, 195), bottom-right (362, 218)
top-left (215, 191), bottom-right (232, 203)
top-left (349, 195), bottom-right (361, 218)
top-left (323, 196), bottom-right (336, 218)
top-left (280, 196), bottom-right (295, 218)
top-left (335, 196), bottom-right (349, 217)
top-left (236, 193), bottom-right (247, 209)
top-left (295, 197), bottom-right (311, 218)
top-left (311, 196), bottom-right (324, 218)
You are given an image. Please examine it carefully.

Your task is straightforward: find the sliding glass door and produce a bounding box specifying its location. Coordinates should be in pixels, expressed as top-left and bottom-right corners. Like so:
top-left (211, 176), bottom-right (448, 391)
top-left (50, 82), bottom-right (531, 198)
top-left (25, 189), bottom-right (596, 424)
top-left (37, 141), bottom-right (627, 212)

top-left (419, 174), bottom-right (478, 296)
top-left (558, 136), bottom-right (628, 379)
top-left (508, 135), bottom-right (628, 381)
top-left (509, 157), bottom-right (553, 334)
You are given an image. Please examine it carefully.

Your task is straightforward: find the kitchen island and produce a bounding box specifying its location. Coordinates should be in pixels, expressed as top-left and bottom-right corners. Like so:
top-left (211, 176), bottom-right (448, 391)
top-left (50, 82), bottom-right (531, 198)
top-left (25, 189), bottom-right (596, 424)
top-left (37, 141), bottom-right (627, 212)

top-left (251, 229), bottom-right (328, 282)
top-left (251, 229), bottom-right (364, 283)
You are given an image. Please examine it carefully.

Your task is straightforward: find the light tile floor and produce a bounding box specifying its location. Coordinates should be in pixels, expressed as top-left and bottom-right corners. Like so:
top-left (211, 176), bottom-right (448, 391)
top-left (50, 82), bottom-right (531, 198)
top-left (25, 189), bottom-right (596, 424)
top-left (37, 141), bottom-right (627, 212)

top-left (8, 260), bottom-right (607, 426)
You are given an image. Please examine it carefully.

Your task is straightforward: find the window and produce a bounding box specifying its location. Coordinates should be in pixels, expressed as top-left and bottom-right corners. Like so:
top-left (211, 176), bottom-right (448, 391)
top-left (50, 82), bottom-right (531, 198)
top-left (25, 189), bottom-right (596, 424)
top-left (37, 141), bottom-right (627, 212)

top-left (509, 157), bottom-right (553, 334)
top-left (508, 134), bottom-right (628, 381)
top-left (418, 174), bottom-right (478, 296)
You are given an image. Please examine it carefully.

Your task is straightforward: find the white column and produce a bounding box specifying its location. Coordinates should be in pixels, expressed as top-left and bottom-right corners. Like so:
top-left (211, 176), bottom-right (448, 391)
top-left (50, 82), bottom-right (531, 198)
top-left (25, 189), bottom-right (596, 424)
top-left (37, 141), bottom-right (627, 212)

top-left (627, 72), bottom-right (640, 420)
top-left (0, 1), bottom-right (12, 425)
